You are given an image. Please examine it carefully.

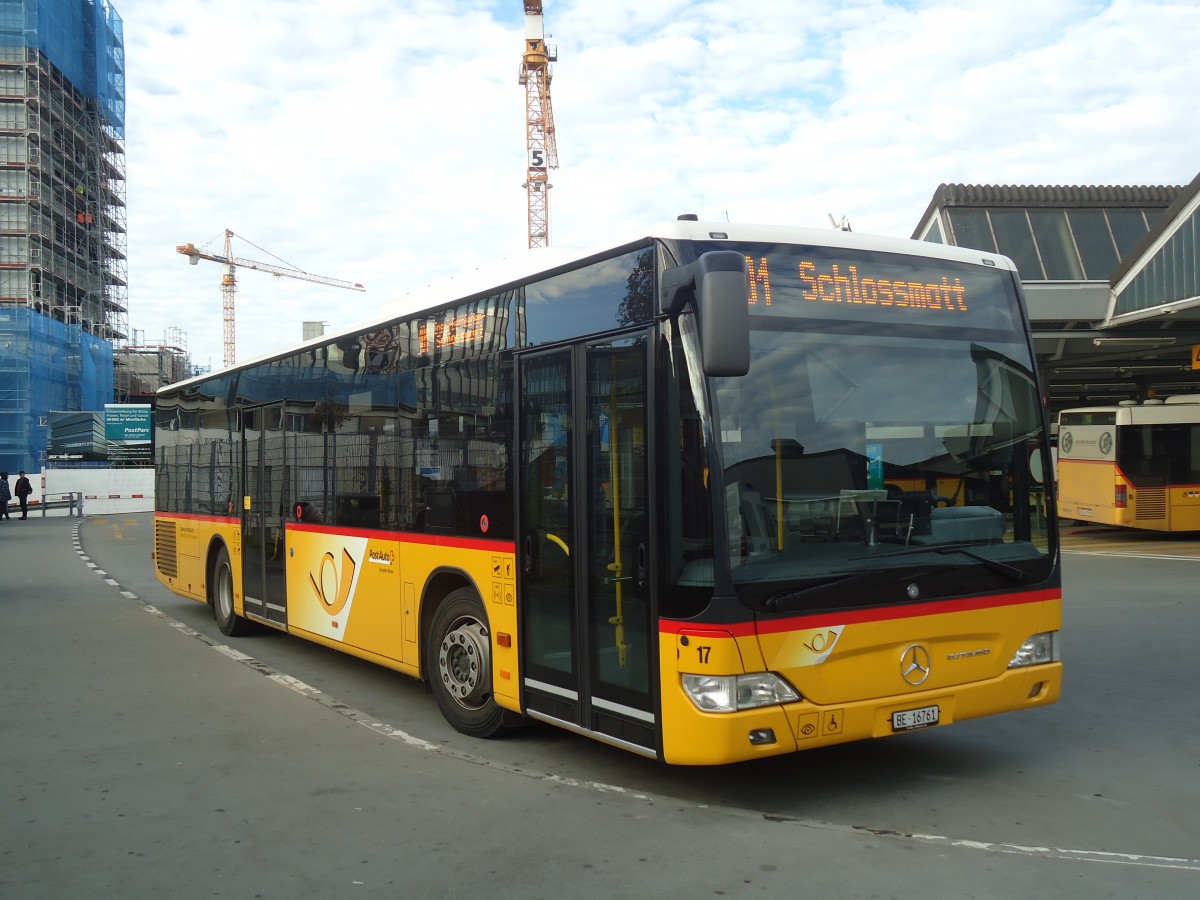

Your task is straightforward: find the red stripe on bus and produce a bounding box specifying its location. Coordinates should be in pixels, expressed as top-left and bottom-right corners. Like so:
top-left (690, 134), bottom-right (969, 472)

top-left (659, 587), bottom-right (1061, 638)
top-left (160, 512), bottom-right (240, 524)
top-left (155, 513), bottom-right (515, 551)
top-left (288, 521), bottom-right (516, 553)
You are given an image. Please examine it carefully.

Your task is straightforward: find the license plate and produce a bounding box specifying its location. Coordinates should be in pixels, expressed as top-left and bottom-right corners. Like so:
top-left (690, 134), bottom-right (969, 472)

top-left (892, 704), bottom-right (940, 732)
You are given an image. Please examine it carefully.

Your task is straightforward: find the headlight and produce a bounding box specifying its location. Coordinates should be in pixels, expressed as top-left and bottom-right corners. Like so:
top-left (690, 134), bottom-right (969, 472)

top-left (1008, 631), bottom-right (1060, 668)
top-left (681, 673), bottom-right (800, 712)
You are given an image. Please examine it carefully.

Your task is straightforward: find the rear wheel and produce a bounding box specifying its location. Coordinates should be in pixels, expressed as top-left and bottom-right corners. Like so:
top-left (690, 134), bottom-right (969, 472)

top-left (211, 544), bottom-right (251, 636)
top-left (428, 587), bottom-right (513, 737)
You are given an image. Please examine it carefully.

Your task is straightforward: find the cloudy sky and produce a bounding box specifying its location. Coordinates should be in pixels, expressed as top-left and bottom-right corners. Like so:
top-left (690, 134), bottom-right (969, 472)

top-left (118, 0), bottom-right (1200, 369)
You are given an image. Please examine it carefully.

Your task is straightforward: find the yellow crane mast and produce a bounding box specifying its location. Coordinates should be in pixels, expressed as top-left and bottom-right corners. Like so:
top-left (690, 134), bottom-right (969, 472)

top-left (519, 1), bottom-right (559, 248)
top-left (176, 228), bottom-right (365, 368)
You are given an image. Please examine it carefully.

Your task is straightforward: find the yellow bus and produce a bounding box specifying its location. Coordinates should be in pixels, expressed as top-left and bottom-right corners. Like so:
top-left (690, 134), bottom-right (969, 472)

top-left (153, 218), bottom-right (1061, 765)
top-left (1057, 397), bottom-right (1200, 531)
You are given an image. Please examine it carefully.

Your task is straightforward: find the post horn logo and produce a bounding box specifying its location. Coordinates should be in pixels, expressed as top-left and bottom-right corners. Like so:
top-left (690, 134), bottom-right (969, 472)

top-left (309, 547), bottom-right (357, 617)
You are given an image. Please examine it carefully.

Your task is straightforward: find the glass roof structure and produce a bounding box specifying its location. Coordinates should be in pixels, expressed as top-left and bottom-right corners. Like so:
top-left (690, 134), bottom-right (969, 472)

top-left (1108, 171), bottom-right (1200, 324)
top-left (911, 178), bottom-right (1200, 413)
top-left (913, 184), bottom-right (1176, 282)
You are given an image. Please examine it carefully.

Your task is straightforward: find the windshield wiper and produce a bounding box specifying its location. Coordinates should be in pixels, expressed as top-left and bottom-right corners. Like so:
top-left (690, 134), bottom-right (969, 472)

top-left (854, 542), bottom-right (1039, 585)
top-left (761, 573), bottom-right (870, 611)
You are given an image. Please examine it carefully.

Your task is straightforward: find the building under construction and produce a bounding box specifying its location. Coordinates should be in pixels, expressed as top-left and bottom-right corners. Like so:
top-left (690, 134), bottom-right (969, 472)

top-left (0, 0), bottom-right (126, 472)
top-left (115, 329), bottom-right (195, 401)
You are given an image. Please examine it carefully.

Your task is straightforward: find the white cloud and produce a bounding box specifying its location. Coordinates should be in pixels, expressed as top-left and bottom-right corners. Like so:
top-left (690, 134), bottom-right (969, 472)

top-left (115, 0), bottom-right (1200, 367)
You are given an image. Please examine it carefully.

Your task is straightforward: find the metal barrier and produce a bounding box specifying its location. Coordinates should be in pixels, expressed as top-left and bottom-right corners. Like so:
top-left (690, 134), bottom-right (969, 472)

top-left (35, 493), bottom-right (86, 517)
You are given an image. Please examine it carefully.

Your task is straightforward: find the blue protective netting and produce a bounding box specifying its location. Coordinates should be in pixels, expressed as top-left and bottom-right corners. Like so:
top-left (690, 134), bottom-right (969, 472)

top-left (0, 307), bottom-right (113, 473)
top-left (0, 0), bottom-right (125, 137)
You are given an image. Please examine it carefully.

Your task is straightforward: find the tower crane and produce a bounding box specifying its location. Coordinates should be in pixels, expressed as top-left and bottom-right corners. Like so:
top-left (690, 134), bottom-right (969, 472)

top-left (176, 228), bottom-right (365, 368)
top-left (519, 1), bottom-right (559, 248)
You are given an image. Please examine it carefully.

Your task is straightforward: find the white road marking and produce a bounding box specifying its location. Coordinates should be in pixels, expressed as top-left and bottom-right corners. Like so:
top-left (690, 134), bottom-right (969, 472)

top-left (1065, 550), bottom-right (1200, 561)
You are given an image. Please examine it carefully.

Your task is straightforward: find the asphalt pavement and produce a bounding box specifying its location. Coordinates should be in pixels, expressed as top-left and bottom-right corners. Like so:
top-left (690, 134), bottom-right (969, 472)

top-left (3, 514), bottom-right (1198, 899)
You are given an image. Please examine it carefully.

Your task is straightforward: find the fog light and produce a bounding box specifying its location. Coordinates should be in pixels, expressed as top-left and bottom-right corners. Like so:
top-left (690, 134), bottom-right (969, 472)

top-left (748, 728), bottom-right (776, 745)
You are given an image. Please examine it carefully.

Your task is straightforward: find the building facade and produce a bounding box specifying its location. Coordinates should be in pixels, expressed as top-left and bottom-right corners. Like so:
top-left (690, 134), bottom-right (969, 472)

top-left (0, 0), bottom-right (125, 473)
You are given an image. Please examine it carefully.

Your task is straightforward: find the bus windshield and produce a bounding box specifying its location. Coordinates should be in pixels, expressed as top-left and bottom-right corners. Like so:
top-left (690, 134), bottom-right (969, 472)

top-left (684, 242), bottom-right (1054, 612)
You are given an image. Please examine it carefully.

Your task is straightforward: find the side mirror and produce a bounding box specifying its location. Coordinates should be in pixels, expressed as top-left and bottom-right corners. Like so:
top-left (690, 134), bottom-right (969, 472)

top-left (661, 251), bottom-right (750, 377)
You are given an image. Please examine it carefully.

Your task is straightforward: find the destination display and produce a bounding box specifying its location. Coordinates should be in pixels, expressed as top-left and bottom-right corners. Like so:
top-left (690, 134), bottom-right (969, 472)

top-left (745, 256), bottom-right (970, 314)
top-left (795, 260), bottom-right (967, 312)
top-left (693, 241), bottom-right (1021, 331)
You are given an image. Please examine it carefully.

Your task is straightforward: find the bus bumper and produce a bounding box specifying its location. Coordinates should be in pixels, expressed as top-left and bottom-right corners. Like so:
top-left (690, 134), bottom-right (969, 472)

top-left (659, 662), bottom-right (1062, 765)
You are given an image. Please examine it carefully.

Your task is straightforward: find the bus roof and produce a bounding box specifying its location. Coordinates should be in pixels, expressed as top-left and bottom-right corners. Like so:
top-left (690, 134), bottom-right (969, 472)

top-left (1059, 396), bottom-right (1200, 414)
top-left (1058, 398), bottom-right (1200, 425)
top-left (160, 218), bottom-right (1019, 394)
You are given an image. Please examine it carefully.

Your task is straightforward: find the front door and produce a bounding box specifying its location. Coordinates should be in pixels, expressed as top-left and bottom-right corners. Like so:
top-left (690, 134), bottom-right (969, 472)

top-left (241, 402), bottom-right (289, 625)
top-left (518, 335), bottom-right (656, 753)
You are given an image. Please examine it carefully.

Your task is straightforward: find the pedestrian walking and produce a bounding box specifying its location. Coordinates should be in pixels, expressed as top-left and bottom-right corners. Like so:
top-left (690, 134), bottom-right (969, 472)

top-left (0, 472), bottom-right (10, 521)
top-left (15, 471), bottom-right (32, 519)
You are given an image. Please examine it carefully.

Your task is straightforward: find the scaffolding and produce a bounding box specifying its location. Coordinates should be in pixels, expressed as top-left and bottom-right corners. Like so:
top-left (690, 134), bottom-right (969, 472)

top-left (0, 305), bottom-right (113, 468)
top-left (0, 0), bottom-right (127, 472)
top-left (114, 328), bottom-right (194, 401)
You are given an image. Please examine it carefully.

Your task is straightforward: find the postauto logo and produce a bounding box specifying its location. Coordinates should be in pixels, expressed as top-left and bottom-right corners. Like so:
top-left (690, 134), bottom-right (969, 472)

top-left (309, 547), bottom-right (358, 616)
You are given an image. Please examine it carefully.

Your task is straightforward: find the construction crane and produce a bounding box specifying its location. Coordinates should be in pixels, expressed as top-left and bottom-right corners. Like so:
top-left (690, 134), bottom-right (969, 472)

top-left (176, 229), bottom-right (365, 367)
top-left (518, 1), bottom-right (559, 248)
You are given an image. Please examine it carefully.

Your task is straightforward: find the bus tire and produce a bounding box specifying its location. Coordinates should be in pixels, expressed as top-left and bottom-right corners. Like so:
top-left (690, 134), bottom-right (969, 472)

top-left (211, 544), bottom-right (251, 637)
top-left (428, 587), bottom-right (511, 738)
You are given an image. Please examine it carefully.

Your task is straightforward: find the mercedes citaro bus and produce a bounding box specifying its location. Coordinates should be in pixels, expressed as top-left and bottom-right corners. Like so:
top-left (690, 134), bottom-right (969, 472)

top-left (153, 217), bottom-right (1061, 764)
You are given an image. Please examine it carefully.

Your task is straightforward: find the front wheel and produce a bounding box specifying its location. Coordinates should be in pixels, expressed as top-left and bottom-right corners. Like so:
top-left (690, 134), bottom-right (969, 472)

top-left (211, 544), bottom-right (251, 637)
top-left (428, 588), bottom-right (514, 738)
